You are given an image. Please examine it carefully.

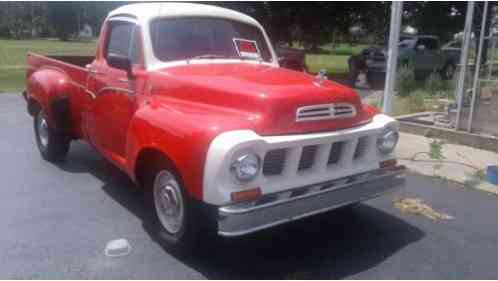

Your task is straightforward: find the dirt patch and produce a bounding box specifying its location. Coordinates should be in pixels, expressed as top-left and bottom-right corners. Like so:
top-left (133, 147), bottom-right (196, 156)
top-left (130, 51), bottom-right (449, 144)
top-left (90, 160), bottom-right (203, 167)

top-left (394, 198), bottom-right (454, 220)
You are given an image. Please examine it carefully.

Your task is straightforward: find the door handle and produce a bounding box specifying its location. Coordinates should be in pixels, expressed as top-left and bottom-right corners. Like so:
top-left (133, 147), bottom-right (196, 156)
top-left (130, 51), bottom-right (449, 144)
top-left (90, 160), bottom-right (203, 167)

top-left (88, 67), bottom-right (105, 76)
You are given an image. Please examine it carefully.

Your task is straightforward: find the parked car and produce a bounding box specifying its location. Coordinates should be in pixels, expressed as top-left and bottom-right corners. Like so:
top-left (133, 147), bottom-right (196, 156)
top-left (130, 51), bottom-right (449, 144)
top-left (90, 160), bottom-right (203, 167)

top-left (275, 45), bottom-right (308, 72)
top-left (24, 3), bottom-right (405, 253)
top-left (356, 35), bottom-right (460, 89)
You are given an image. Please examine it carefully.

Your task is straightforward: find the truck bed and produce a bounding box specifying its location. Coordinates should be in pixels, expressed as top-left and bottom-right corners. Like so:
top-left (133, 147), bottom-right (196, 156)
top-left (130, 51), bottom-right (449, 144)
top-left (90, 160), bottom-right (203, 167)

top-left (26, 52), bottom-right (94, 76)
top-left (46, 55), bottom-right (94, 68)
top-left (26, 53), bottom-right (95, 140)
top-left (26, 53), bottom-right (93, 87)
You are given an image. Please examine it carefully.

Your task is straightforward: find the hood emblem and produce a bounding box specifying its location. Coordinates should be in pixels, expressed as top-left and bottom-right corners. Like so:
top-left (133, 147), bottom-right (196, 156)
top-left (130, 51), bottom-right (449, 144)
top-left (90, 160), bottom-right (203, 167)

top-left (314, 69), bottom-right (328, 87)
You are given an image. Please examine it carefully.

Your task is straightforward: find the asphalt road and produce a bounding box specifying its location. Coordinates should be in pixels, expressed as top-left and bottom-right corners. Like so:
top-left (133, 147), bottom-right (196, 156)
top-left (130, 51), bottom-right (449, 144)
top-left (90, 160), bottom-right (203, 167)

top-left (1, 93), bottom-right (498, 279)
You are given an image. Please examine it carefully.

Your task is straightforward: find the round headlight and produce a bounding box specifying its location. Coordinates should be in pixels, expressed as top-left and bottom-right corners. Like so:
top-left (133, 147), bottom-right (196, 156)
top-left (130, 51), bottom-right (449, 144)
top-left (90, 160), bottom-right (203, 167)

top-left (230, 153), bottom-right (261, 182)
top-left (377, 127), bottom-right (399, 154)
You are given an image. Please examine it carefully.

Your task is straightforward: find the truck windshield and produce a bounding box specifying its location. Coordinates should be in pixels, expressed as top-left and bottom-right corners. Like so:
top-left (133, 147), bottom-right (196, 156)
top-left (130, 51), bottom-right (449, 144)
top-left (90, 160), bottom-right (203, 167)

top-left (150, 17), bottom-right (273, 63)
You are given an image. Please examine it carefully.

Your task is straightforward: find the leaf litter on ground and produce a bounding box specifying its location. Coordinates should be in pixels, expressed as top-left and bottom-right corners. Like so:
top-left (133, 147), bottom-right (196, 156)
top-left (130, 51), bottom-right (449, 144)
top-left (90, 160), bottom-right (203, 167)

top-left (394, 198), bottom-right (454, 221)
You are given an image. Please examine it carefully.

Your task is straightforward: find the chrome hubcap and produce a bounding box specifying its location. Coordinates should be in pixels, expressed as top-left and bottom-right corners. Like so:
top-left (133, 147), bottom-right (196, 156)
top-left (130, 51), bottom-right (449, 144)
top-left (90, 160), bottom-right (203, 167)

top-left (37, 113), bottom-right (49, 148)
top-left (153, 170), bottom-right (184, 234)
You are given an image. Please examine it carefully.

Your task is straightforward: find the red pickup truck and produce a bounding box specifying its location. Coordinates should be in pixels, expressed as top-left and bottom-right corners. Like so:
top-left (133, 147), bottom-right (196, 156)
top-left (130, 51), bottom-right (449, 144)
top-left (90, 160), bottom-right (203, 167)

top-left (25, 3), bottom-right (405, 253)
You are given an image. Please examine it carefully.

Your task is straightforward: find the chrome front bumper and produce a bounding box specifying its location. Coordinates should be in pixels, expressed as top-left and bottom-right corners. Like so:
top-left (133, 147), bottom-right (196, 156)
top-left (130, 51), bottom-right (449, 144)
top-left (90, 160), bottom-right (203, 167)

top-left (217, 166), bottom-right (405, 237)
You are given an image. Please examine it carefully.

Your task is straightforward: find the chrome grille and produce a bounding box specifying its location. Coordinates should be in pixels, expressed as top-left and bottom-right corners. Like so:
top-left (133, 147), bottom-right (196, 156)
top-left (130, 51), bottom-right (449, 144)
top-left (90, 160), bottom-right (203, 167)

top-left (261, 136), bottom-right (373, 178)
top-left (262, 149), bottom-right (287, 176)
top-left (296, 103), bottom-right (356, 122)
top-left (298, 145), bottom-right (317, 170)
top-left (328, 141), bottom-right (344, 165)
top-left (354, 136), bottom-right (370, 160)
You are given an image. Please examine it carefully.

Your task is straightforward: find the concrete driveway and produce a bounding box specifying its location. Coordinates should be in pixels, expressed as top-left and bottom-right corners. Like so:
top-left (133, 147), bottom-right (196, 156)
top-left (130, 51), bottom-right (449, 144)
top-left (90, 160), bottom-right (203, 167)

top-left (1, 93), bottom-right (498, 279)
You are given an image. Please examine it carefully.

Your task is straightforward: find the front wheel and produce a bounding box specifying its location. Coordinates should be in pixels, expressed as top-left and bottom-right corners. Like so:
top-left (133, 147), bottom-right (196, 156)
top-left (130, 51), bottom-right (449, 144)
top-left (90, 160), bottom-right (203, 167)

top-left (146, 165), bottom-right (214, 254)
top-left (442, 63), bottom-right (456, 80)
top-left (34, 110), bottom-right (70, 162)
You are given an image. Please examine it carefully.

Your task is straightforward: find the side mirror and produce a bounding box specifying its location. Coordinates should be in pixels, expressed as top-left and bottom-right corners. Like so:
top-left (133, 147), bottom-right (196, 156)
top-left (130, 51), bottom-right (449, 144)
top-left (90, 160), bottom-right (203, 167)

top-left (107, 54), bottom-right (133, 78)
top-left (416, 44), bottom-right (426, 52)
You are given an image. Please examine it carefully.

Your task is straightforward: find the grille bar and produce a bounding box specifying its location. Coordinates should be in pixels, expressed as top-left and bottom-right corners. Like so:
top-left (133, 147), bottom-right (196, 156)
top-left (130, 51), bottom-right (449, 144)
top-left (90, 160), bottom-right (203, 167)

top-left (262, 149), bottom-right (287, 176)
top-left (328, 141), bottom-right (344, 165)
top-left (296, 103), bottom-right (356, 122)
top-left (354, 136), bottom-right (370, 160)
top-left (298, 145), bottom-right (317, 170)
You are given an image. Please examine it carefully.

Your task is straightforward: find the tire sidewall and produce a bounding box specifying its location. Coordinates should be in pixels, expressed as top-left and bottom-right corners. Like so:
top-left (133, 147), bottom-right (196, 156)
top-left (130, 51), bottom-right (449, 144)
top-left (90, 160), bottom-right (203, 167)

top-left (146, 165), bottom-right (200, 253)
top-left (34, 111), bottom-right (50, 157)
top-left (33, 109), bottom-right (69, 162)
top-left (152, 170), bottom-right (188, 244)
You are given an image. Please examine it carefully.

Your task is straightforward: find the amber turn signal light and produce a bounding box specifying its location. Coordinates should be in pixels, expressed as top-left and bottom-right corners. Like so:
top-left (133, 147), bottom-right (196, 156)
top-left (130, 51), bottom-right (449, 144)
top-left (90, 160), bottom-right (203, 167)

top-left (379, 159), bottom-right (397, 169)
top-left (231, 188), bottom-right (262, 203)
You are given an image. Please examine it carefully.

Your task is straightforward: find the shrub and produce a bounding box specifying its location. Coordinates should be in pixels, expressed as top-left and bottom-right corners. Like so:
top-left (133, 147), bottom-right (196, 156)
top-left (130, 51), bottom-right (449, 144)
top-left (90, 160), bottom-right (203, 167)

top-left (441, 78), bottom-right (457, 99)
top-left (0, 25), bottom-right (10, 38)
top-left (406, 90), bottom-right (426, 113)
top-left (425, 72), bottom-right (445, 96)
top-left (396, 64), bottom-right (417, 97)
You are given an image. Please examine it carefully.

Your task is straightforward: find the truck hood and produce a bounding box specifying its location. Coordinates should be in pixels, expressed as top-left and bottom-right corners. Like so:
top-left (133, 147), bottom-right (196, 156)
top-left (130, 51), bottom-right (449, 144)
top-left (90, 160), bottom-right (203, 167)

top-left (151, 63), bottom-right (375, 135)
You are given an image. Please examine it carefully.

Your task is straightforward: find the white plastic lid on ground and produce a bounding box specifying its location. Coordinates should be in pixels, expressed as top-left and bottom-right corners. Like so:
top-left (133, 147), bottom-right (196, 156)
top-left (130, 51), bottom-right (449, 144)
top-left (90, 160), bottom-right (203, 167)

top-left (105, 238), bottom-right (131, 258)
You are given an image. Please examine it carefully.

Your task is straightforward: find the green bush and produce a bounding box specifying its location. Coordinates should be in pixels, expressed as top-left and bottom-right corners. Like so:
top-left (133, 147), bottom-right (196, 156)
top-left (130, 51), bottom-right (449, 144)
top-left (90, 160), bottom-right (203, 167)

top-left (441, 79), bottom-right (456, 99)
top-left (406, 90), bottom-right (426, 113)
top-left (0, 25), bottom-right (10, 38)
top-left (425, 72), bottom-right (445, 96)
top-left (396, 64), bottom-right (417, 97)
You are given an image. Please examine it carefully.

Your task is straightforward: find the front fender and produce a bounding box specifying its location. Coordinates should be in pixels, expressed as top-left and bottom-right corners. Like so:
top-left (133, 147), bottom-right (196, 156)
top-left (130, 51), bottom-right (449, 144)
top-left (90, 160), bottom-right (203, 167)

top-left (126, 97), bottom-right (259, 201)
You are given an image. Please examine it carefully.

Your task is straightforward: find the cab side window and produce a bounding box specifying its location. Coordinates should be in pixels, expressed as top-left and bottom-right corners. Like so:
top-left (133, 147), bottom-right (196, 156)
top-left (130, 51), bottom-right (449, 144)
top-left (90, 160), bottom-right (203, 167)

top-left (417, 38), bottom-right (438, 51)
top-left (106, 21), bottom-right (141, 65)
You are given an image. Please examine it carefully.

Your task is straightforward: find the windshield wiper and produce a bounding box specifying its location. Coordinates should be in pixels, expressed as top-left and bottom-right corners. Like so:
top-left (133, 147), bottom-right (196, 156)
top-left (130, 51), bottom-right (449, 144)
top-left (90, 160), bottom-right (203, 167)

top-left (186, 54), bottom-right (239, 63)
top-left (186, 54), bottom-right (263, 63)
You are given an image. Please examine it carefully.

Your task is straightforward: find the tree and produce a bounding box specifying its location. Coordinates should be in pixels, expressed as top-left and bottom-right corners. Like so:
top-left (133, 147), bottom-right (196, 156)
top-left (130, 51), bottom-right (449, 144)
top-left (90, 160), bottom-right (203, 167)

top-left (1, 2), bottom-right (30, 39)
top-left (403, 2), bottom-right (467, 43)
top-left (48, 2), bottom-right (78, 41)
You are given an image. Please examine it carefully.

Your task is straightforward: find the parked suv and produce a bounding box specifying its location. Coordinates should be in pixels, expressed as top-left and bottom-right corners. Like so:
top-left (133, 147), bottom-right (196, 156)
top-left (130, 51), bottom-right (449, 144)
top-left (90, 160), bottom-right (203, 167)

top-left (356, 35), bottom-right (460, 89)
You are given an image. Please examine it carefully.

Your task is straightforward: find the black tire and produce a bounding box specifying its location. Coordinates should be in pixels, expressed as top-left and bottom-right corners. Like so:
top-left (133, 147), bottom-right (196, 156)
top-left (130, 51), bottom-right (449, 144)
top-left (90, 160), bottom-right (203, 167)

top-left (441, 62), bottom-right (456, 80)
top-left (145, 160), bottom-right (215, 255)
top-left (34, 110), bottom-right (70, 162)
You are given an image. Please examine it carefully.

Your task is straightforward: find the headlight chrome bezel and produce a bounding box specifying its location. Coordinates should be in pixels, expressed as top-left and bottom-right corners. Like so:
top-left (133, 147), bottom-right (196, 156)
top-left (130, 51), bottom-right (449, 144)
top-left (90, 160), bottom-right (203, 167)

top-left (377, 126), bottom-right (399, 154)
top-left (230, 153), bottom-right (261, 182)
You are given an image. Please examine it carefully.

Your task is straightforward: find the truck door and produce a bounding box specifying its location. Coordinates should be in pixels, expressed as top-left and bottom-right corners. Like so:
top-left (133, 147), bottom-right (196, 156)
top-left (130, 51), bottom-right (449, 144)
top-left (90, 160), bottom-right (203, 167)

top-left (86, 18), bottom-right (143, 162)
top-left (415, 38), bottom-right (440, 72)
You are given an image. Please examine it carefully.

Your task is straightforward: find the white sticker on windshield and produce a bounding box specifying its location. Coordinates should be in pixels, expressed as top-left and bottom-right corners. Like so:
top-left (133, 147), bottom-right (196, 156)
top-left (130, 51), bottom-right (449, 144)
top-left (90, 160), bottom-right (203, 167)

top-left (233, 38), bottom-right (261, 59)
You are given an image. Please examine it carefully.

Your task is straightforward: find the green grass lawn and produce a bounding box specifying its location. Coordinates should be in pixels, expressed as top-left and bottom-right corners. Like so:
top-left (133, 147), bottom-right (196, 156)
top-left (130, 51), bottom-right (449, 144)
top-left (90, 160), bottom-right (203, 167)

top-left (306, 54), bottom-right (349, 74)
top-left (0, 69), bottom-right (25, 93)
top-left (0, 38), bottom-right (96, 93)
top-left (0, 38), bottom-right (361, 93)
top-left (304, 43), bottom-right (366, 75)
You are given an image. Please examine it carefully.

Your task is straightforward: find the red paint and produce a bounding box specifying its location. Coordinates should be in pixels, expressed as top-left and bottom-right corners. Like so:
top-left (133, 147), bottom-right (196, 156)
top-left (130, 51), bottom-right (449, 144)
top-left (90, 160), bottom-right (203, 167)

top-left (25, 20), bottom-right (378, 202)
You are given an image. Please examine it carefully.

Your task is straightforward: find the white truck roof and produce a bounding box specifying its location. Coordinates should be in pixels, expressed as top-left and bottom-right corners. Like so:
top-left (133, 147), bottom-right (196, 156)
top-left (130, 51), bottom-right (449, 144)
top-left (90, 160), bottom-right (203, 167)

top-left (106, 2), bottom-right (277, 71)
top-left (107, 2), bottom-right (261, 28)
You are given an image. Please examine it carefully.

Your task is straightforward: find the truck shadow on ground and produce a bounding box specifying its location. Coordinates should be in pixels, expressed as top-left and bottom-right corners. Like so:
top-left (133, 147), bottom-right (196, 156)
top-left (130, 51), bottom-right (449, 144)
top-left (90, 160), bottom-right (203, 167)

top-left (57, 142), bottom-right (425, 279)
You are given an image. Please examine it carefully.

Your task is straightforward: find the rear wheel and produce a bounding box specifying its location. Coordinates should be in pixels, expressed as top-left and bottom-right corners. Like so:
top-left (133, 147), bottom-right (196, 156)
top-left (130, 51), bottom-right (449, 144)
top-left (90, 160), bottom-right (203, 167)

top-left (34, 110), bottom-right (70, 162)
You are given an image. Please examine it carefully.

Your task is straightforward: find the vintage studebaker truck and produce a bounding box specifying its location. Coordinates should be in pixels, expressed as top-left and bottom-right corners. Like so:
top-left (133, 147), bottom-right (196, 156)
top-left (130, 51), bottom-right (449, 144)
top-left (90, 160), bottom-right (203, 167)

top-left (25, 3), bottom-right (405, 253)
